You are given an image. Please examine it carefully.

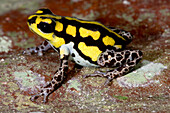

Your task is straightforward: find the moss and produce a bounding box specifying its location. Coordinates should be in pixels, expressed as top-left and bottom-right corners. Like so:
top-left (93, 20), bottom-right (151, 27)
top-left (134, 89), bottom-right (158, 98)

top-left (159, 9), bottom-right (170, 16)
top-left (113, 95), bottom-right (128, 100)
top-left (8, 82), bottom-right (19, 92)
top-left (0, 36), bottom-right (12, 53)
top-left (0, 0), bottom-right (44, 15)
top-left (7, 31), bottom-right (35, 48)
top-left (117, 60), bottom-right (167, 88)
top-left (13, 70), bottom-right (45, 92)
top-left (67, 79), bottom-right (82, 91)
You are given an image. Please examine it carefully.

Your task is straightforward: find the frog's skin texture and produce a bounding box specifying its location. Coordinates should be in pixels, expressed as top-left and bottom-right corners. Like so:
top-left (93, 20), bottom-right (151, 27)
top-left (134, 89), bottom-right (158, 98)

top-left (23, 8), bottom-right (142, 103)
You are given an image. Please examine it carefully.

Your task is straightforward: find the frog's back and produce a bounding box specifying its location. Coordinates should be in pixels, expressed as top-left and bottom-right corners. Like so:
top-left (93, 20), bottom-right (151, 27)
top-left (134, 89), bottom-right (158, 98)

top-left (57, 17), bottom-right (132, 50)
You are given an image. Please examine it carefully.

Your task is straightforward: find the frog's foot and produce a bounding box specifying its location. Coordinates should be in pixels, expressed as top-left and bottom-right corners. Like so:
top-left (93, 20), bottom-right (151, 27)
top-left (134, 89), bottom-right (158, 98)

top-left (30, 86), bottom-right (53, 103)
top-left (83, 71), bottom-right (106, 78)
top-left (83, 67), bottom-right (130, 86)
top-left (30, 93), bottom-right (45, 103)
top-left (23, 47), bottom-right (43, 56)
top-left (23, 40), bottom-right (51, 56)
top-left (83, 71), bottom-right (113, 86)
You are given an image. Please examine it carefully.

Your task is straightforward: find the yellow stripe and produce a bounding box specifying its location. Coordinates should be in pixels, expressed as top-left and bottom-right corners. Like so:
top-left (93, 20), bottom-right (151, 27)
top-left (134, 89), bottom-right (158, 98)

top-left (28, 15), bottom-right (36, 20)
top-left (79, 27), bottom-right (100, 40)
top-left (114, 45), bottom-right (122, 49)
top-left (102, 36), bottom-right (115, 46)
top-left (30, 14), bottom-right (62, 20)
top-left (49, 36), bottom-right (65, 48)
top-left (66, 25), bottom-right (76, 37)
top-left (35, 16), bottom-right (43, 24)
top-left (65, 17), bottom-right (126, 41)
top-left (55, 22), bottom-right (63, 32)
top-left (36, 10), bottom-right (43, 14)
top-left (42, 19), bottom-right (52, 24)
top-left (78, 42), bottom-right (102, 61)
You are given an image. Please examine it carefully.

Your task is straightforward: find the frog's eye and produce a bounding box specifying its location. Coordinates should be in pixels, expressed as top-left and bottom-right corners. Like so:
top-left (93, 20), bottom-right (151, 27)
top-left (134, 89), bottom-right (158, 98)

top-left (37, 22), bottom-right (55, 33)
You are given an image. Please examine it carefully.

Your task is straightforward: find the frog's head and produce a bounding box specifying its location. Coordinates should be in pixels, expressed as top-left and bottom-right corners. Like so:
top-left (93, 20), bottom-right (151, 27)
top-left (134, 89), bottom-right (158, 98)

top-left (27, 8), bottom-right (59, 41)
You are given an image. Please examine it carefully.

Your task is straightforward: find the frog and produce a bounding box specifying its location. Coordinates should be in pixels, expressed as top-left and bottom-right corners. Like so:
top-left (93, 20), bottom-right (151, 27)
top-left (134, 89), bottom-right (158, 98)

top-left (23, 8), bottom-right (143, 103)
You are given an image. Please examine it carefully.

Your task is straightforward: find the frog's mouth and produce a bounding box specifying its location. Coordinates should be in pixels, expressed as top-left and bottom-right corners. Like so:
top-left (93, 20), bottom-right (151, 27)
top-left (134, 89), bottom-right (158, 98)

top-left (28, 26), bottom-right (52, 42)
top-left (29, 27), bottom-right (42, 38)
top-left (29, 27), bottom-right (34, 32)
top-left (29, 27), bottom-right (37, 35)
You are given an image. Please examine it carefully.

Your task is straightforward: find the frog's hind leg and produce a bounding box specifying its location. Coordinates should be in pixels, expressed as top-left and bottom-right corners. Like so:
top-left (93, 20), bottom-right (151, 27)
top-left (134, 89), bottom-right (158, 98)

top-left (108, 27), bottom-right (133, 44)
top-left (23, 40), bottom-right (52, 56)
top-left (84, 49), bottom-right (143, 86)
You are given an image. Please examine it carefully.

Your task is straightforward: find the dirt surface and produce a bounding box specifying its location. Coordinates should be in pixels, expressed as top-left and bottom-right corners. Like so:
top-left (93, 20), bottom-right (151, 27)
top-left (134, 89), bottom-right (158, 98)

top-left (0, 0), bottom-right (169, 112)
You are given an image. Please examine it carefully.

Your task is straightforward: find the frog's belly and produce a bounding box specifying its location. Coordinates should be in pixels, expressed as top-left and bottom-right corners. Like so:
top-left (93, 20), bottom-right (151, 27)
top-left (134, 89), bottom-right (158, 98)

top-left (67, 42), bottom-right (99, 67)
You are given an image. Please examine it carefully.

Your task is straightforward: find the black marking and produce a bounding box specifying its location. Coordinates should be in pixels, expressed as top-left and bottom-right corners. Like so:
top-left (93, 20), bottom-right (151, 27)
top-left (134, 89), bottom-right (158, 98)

top-left (138, 50), bottom-right (143, 56)
top-left (71, 53), bottom-right (75, 57)
top-left (117, 66), bottom-right (123, 72)
top-left (121, 59), bottom-right (126, 65)
top-left (56, 75), bottom-right (62, 82)
top-left (121, 51), bottom-right (124, 54)
top-left (125, 51), bottom-right (130, 59)
top-left (116, 62), bottom-right (121, 67)
top-left (36, 8), bottom-right (54, 15)
top-left (103, 54), bottom-right (108, 60)
top-left (116, 54), bottom-right (123, 61)
top-left (46, 89), bottom-right (50, 93)
top-left (54, 76), bottom-right (57, 80)
top-left (41, 46), bottom-right (44, 49)
top-left (110, 59), bottom-right (116, 65)
top-left (52, 80), bottom-right (55, 84)
top-left (48, 83), bottom-right (52, 87)
top-left (136, 58), bottom-right (141, 64)
top-left (36, 47), bottom-right (39, 50)
top-left (28, 16), bottom-right (37, 25)
top-left (44, 40), bottom-right (49, 46)
top-left (131, 53), bottom-right (138, 61)
top-left (128, 62), bottom-right (135, 66)
top-left (44, 83), bottom-right (52, 88)
top-left (124, 68), bottom-right (128, 72)
top-left (63, 61), bottom-right (68, 66)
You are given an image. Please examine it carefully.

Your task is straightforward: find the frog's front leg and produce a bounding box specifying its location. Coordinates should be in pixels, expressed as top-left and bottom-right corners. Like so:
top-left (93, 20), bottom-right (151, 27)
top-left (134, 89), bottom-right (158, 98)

top-left (23, 40), bottom-right (52, 56)
top-left (30, 45), bottom-right (69, 103)
top-left (84, 49), bottom-right (143, 85)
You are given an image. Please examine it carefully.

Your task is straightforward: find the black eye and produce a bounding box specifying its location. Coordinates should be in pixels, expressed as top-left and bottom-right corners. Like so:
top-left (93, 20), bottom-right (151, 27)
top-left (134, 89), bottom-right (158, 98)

top-left (37, 22), bottom-right (55, 33)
